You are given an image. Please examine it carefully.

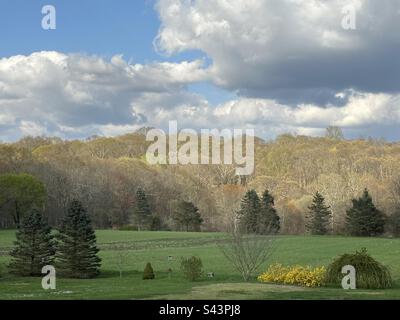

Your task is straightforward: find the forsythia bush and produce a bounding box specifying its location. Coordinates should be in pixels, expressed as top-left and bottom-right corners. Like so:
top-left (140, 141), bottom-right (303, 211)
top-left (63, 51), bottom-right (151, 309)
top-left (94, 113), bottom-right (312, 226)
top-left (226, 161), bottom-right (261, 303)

top-left (258, 264), bottom-right (326, 287)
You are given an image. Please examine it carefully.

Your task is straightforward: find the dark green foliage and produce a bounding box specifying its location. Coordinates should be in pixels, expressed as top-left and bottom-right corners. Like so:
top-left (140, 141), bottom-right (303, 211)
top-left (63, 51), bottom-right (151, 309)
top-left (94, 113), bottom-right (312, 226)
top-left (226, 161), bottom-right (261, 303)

top-left (0, 263), bottom-right (4, 277)
top-left (8, 208), bottom-right (55, 276)
top-left (172, 201), bottom-right (203, 232)
top-left (0, 173), bottom-right (46, 226)
top-left (325, 248), bottom-right (392, 289)
top-left (306, 192), bottom-right (332, 235)
top-left (238, 190), bottom-right (261, 233)
top-left (259, 190), bottom-right (280, 234)
top-left (150, 216), bottom-right (163, 231)
top-left (180, 256), bottom-right (203, 281)
top-left (132, 188), bottom-right (152, 231)
top-left (239, 189), bottom-right (280, 234)
top-left (118, 225), bottom-right (138, 231)
top-left (56, 200), bottom-right (101, 278)
top-left (387, 210), bottom-right (400, 237)
top-left (346, 189), bottom-right (386, 236)
top-left (143, 262), bottom-right (155, 280)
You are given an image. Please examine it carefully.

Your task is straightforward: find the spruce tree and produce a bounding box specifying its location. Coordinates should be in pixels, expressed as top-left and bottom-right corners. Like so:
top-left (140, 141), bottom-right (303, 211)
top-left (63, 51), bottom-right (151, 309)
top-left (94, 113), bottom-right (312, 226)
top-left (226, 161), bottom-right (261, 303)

top-left (56, 200), bottom-right (101, 278)
top-left (8, 208), bottom-right (55, 276)
top-left (346, 189), bottom-right (386, 236)
top-left (172, 201), bottom-right (203, 231)
top-left (132, 188), bottom-right (152, 231)
top-left (306, 192), bottom-right (332, 235)
top-left (259, 189), bottom-right (280, 234)
top-left (238, 189), bottom-right (261, 233)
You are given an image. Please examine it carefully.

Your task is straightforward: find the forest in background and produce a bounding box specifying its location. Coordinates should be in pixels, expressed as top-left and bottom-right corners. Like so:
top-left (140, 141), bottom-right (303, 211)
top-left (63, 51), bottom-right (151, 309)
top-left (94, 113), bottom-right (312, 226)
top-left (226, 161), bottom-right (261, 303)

top-left (1, 127), bottom-right (400, 235)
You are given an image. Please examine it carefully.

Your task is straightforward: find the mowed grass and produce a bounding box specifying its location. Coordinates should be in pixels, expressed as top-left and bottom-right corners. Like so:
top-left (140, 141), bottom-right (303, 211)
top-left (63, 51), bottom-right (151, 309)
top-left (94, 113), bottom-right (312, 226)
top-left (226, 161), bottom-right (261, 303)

top-left (0, 230), bottom-right (400, 299)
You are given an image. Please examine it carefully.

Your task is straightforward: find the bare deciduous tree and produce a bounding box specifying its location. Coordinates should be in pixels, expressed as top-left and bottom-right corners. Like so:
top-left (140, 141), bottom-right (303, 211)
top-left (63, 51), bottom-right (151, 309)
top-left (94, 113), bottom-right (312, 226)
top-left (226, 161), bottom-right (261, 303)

top-left (218, 227), bottom-right (276, 281)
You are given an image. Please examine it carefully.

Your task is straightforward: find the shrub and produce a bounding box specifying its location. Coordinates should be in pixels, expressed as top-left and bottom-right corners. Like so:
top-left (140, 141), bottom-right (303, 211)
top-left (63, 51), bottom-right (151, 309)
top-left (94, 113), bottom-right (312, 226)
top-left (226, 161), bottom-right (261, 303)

top-left (325, 248), bottom-right (392, 289)
top-left (180, 256), bottom-right (203, 281)
top-left (143, 262), bottom-right (155, 280)
top-left (258, 264), bottom-right (326, 287)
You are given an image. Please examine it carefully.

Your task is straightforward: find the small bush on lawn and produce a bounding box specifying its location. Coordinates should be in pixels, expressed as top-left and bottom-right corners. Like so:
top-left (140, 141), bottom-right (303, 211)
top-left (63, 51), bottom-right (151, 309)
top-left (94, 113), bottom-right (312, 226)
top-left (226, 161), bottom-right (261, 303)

top-left (325, 248), bottom-right (392, 289)
top-left (180, 256), bottom-right (203, 281)
top-left (143, 262), bottom-right (155, 280)
top-left (258, 264), bottom-right (326, 287)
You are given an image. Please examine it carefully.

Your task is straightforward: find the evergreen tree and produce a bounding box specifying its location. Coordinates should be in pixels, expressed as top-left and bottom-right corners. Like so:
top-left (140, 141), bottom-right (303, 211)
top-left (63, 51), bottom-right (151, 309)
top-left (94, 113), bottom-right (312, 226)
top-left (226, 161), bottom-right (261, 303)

top-left (142, 262), bottom-right (155, 280)
top-left (56, 200), bottom-right (101, 278)
top-left (8, 208), bottom-right (55, 276)
top-left (346, 189), bottom-right (386, 236)
top-left (306, 192), bottom-right (332, 235)
top-left (259, 189), bottom-right (280, 234)
top-left (172, 201), bottom-right (203, 231)
top-left (132, 188), bottom-right (152, 231)
top-left (238, 189), bottom-right (261, 233)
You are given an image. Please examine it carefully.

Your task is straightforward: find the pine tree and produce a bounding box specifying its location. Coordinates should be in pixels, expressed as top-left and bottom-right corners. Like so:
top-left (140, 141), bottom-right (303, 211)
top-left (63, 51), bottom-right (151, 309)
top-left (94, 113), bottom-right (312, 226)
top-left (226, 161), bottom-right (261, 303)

top-left (8, 208), bottom-right (55, 276)
top-left (238, 190), bottom-right (261, 233)
top-left (56, 200), bottom-right (101, 278)
top-left (172, 201), bottom-right (203, 231)
top-left (346, 189), bottom-right (386, 237)
top-left (306, 192), bottom-right (332, 235)
top-left (132, 188), bottom-right (152, 231)
top-left (259, 189), bottom-right (280, 234)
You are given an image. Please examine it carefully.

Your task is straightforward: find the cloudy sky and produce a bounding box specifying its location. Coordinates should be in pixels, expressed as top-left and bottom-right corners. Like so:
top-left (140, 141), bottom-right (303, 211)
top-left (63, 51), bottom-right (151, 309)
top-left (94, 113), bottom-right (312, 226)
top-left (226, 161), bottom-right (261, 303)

top-left (1, 0), bottom-right (400, 141)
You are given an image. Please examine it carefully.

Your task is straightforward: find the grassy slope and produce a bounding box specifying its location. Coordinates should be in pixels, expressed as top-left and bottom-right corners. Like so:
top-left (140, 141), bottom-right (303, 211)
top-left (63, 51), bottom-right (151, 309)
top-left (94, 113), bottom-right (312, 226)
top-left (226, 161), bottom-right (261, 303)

top-left (0, 230), bottom-right (399, 299)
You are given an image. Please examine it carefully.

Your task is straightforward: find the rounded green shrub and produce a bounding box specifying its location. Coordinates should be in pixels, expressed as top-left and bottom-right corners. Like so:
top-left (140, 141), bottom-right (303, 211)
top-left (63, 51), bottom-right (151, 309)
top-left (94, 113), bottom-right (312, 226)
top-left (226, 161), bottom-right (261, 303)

top-left (142, 262), bottom-right (155, 280)
top-left (325, 248), bottom-right (392, 289)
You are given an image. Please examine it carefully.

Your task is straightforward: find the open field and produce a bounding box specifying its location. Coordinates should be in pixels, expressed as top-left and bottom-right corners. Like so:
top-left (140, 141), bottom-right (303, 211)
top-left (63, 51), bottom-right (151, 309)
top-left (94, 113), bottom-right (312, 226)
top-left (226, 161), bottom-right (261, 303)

top-left (0, 230), bottom-right (400, 299)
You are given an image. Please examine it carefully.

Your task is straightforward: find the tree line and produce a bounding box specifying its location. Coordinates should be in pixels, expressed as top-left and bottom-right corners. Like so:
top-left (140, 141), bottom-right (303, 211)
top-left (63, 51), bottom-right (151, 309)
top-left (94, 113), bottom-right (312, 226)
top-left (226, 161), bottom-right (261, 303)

top-left (1, 128), bottom-right (400, 234)
top-left (237, 188), bottom-right (388, 237)
top-left (0, 173), bottom-right (203, 232)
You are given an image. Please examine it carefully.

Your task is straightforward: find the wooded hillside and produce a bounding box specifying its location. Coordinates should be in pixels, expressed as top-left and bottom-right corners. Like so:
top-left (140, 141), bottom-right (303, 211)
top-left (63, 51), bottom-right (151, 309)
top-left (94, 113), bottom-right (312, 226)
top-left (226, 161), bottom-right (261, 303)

top-left (1, 131), bottom-right (399, 234)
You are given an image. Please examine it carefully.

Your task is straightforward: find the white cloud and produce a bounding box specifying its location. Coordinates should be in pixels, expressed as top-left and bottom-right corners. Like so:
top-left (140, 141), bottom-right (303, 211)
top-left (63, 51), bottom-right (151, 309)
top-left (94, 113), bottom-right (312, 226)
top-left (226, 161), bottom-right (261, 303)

top-left (0, 51), bottom-right (209, 140)
top-left (19, 121), bottom-right (48, 137)
top-left (128, 90), bottom-right (400, 140)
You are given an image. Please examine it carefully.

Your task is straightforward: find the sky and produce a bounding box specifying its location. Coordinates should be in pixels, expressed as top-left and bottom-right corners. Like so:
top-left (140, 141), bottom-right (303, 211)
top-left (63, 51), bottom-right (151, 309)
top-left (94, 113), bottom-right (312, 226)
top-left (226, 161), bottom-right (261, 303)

top-left (1, 0), bottom-right (400, 141)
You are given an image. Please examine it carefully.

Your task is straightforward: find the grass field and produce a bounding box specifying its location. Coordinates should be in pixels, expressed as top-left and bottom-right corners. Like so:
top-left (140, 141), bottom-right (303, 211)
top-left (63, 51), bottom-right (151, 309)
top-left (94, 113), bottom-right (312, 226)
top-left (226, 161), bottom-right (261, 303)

top-left (0, 230), bottom-right (400, 299)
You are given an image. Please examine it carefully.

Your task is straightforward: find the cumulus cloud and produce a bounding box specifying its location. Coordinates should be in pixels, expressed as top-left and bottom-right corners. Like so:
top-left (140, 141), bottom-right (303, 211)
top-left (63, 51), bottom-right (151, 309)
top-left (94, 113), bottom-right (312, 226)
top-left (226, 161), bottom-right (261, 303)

top-left (0, 51), bottom-right (209, 140)
top-left (155, 0), bottom-right (400, 104)
top-left (125, 90), bottom-right (400, 140)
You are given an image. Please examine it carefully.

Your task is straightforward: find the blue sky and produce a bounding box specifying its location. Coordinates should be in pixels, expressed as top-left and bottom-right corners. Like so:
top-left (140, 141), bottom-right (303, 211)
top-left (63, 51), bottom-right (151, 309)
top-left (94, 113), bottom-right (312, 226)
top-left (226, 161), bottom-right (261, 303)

top-left (0, 0), bottom-right (234, 129)
top-left (0, 1), bottom-right (159, 60)
top-left (0, 0), bottom-right (400, 141)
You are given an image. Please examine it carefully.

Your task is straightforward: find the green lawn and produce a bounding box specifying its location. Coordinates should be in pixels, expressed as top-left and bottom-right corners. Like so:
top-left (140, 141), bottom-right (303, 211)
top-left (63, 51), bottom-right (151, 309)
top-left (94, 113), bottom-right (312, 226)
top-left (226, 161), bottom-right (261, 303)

top-left (0, 230), bottom-right (399, 299)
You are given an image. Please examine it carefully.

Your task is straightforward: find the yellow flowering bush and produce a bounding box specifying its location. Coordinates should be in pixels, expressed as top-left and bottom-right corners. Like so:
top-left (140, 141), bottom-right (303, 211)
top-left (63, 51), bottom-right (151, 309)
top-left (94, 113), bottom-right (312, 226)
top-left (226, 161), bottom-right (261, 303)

top-left (258, 264), bottom-right (326, 287)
